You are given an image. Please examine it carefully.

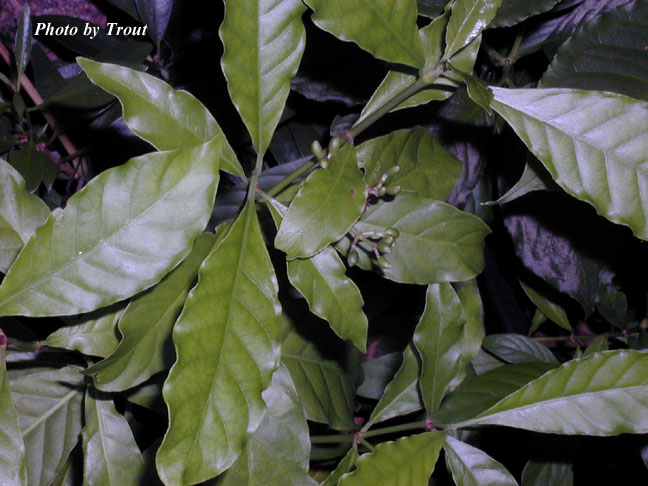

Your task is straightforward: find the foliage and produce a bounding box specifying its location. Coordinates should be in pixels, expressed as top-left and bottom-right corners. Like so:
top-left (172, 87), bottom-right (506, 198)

top-left (0, 0), bottom-right (647, 485)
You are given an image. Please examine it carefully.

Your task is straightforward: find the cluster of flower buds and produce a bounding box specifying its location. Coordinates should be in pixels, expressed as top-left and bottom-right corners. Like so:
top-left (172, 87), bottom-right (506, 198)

top-left (366, 165), bottom-right (402, 198)
top-left (311, 136), bottom-right (344, 169)
top-left (347, 227), bottom-right (400, 270)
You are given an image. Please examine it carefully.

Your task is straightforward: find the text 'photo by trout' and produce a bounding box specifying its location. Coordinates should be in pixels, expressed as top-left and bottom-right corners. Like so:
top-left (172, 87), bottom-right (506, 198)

top-left (33, 21), bottom-right (148, 39)
top-left (1, 1), bottom-right (648, 486)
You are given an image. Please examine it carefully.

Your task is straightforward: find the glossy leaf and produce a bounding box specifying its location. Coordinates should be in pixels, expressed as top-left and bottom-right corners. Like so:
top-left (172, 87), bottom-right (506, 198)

top-left (86, 233), bottom-right (217, 391)
top-left (459, 350), bottom-right (648, 435)
top-left (355, 193), bottom-right (490, 284)
top-left (414, 284), bottom-right (469, 414)
top-left (281, 328), bottom-right (355, 430)
top-left (0, 137), bottom-right (222, 318)
top-left (0, 159), bottom-right (50, 273)
top-left (444, 436), bottom-right (519, 486)
top-left (321, 445), bottom-right (358, 486)
top-left (288, 248), bottom-right (368, 351)
top-left (444, 0), bottom-right (502, 58)
top-left (135, 0), bottom-right (173, 49)
top-left (357, 127), bottom-right (462, 201)
top-left (357, 17), bottom-right (473, 124)
top-left (209, 365), bottom-right (317, 486)
top-left (82, 390), bottom-right (145, 486)
top-left (15, 4), bottom-right (32, 86)
top-left (276, 143), bottom-right (366, 259)
top-left (540, 1), bottom-right (648, 101)
top-left (433, 362), bottom-right (558, 424)
top-left (304, 0), bottom-right (424, 68)
top-left (78, 58), bottom-right (243, 177)
top-left (491, 0), bottom-right (560, 28)
top-left (482, 334), bottom-right (557, 364)
top-left (220, 0), bottom-right (306, 155)
top-left (157, 202), bottom-right (281, 486)
top-left (10, 139), bottom-right (57, 192)
top-left (521, 460), bottom-right (573, 486)
top-left (0, 335), bottom-right (27, 486)
top-left (339, 432), bottom-right (445, 486)
top-left (268, 198), bottom-right (368, 352)
top-left (368, 345), bottom-right (422, 427)
top-left (491, 88), bottom-right (648, 240)
top-left (520, 282), bottom-right (572, 332)
top-left (10, 367), bottom-right (84, 486)
top-left (45, 304), bottom-right (122, 358)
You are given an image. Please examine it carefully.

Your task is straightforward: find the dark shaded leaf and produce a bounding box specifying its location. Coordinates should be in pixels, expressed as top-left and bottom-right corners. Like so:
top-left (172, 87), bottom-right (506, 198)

top-left (135, 0), bottom-right (173, 49)
top-left (521, 460), bottom-right (573, 486)
top-left (540, 0), bottom-right (648, 100)
top-left (9, 139), bottom-right (57, 192)
top-left (15, 4), bottom-right (32, 87)
top-left (491, 0), bottom-right (561, 28)
top-left (483, 334), bottom-right (557, 364)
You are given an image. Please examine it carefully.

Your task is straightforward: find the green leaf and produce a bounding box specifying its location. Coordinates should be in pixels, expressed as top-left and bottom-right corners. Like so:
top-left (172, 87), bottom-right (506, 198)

top-left (339, 431), bottom-right (445, 486)
top-left (356, 16), bottom-right (462, 123)
top-left (320, 446), bottom-right (357, 486)
top-left (453, 279), bottom-right (485, 384)
top-left (357, 127), bottom-right (462, 201)
top-left (78, 58), bottom-right (244, 178)
top-left (10, 367), bottom-right (84, 486)
top-left (157, 201), bottom-right (281, 486)
top-left (86, 233), bottom-right (217, 391)
top-left (521, 460), bottom-right (573, 486)
top-left (82, 389), bottom-right (145, 486)
top-left (482, 334), bottom-right (557, 364)
top-left (596, 290), bottom-right (628, 329)
top-left (520, 282), bottom-right (572, 332)
top-left (276, 143), bottom-right (367, 259)
top-left (288, 247), bottom-right (368, 352)
top-left (433, 362), bottom-right (558, 424)
top-left (458, 350), bottom-right (648, 435)
top-left (281, 327), bottom-right (356, 430)
top-left (10, 139), bottom-right (57, 192)
top-left (209, 365), bottom-right (317, 486)
top-left (219, 0), bottom-right (307, 155)
top-left (0, 137), bottom-right (222, 318)
top-left (15, 4), bottom-right (32, 87)
top-left (135, 0), bottom-right (173, 49)
top-left (414, 283), bottom-right (470, 415)
top-left (268, 197), bottom-right (368, 352)
top-left (487, 160), bottom-right (551, 205)
top-left (0, 159), bottom-right (50, 273)
top-left (0, 334), bottom-right (27, 486)
top-left (444, 0), bottom-right (502, 59)
top-left (490, 87), bottom-right (648, 241)
top-left (490, 0), bottom-right (561, 28)
top-left (540, 1), bottom-right (648, 101)
top-left (367, 345), bottom-right (422, 427)
top-left (45, 304), bottom-right (123, 358)
top-left (444, 436), bottom-right (519, 486)
top-left (304, 0), bottom-right (424, 68)
top-left (583, 335), bottom-right (609, 356)
top-left (354, 193), bottom-right (490, 284)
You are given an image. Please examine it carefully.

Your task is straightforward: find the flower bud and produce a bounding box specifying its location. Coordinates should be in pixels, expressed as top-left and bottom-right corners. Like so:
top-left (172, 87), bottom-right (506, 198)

top-left (347, 250), bottom-right (360, 267)
top-left (311, 140), bottom-right (326, 160)
top-left (376, 256), bottom-right (392, 270)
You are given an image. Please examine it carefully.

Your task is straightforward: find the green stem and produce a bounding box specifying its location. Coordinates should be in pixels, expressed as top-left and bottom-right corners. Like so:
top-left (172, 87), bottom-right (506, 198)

top-left (311, 419), bottom-right (429, 444)
top-left (348, 71), bottom-right (440, 139)
top-left (362, 419), bottom-right (428, 439)
top-left (265, 158), bottom-right (316, 198)
top-left (247, 152), bottom-right (264, 203)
